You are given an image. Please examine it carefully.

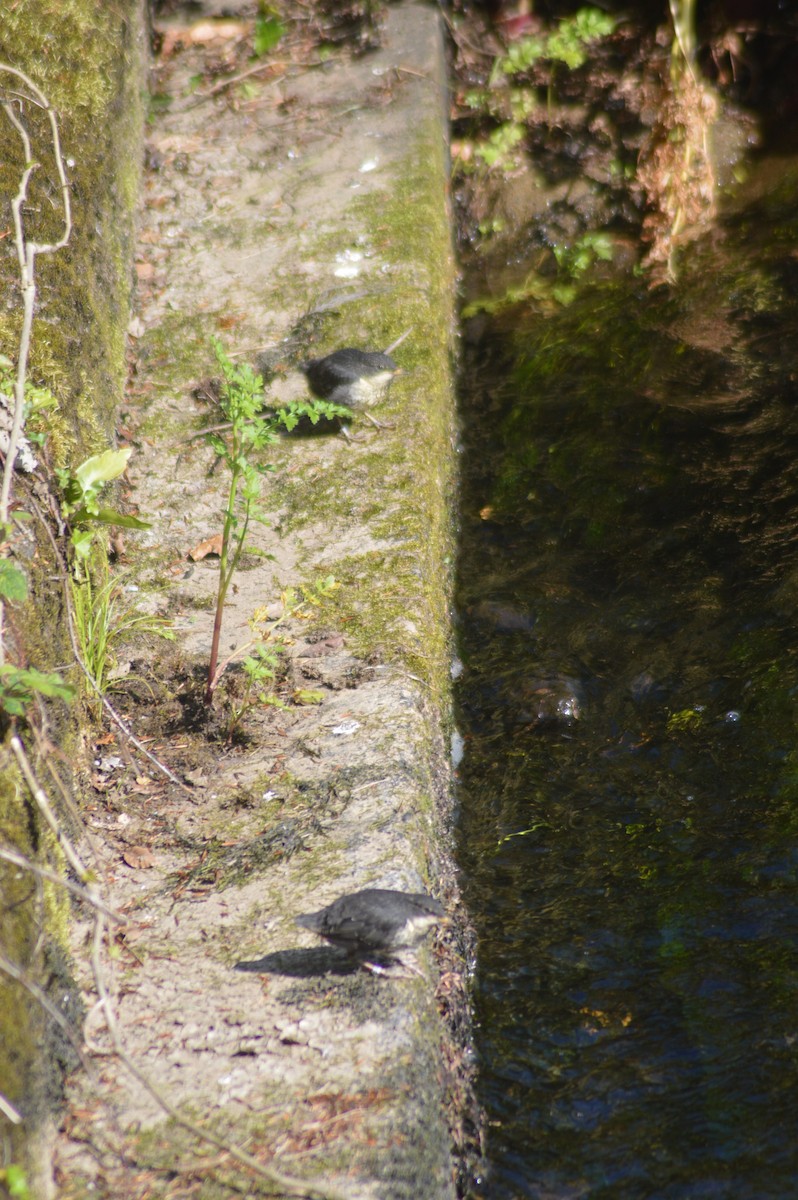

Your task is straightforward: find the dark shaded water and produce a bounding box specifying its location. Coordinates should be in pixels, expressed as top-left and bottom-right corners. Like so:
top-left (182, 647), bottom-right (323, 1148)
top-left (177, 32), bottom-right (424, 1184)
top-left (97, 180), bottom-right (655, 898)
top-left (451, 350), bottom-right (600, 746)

top-left (455, 171), bottom-right (798, 1198)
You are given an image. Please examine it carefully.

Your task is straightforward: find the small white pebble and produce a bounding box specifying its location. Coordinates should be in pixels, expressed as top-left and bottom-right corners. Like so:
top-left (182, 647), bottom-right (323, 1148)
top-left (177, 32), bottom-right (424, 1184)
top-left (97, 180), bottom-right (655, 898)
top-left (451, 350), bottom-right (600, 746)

top-left (331, 719), bottom-right (360, 737)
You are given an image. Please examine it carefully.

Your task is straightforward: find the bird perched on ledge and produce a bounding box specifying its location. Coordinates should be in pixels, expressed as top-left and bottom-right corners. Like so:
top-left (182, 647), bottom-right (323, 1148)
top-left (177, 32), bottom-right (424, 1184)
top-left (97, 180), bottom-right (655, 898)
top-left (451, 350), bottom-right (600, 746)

top-left (296, 887), bottom-right (446, 975)
top-left (301, 348), bottom-right (400, 427)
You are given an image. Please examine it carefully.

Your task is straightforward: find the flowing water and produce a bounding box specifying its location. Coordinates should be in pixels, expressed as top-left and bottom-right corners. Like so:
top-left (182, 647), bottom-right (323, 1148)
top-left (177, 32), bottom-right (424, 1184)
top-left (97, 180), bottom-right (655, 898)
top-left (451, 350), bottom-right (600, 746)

top-left (455, 166), bottom-right (798, 1198)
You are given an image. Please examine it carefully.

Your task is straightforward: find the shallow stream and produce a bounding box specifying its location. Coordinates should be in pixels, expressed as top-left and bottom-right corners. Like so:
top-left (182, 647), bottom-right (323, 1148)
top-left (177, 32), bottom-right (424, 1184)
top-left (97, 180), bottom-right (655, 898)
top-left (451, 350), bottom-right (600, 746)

top-left (455, 163), bottom-right (798, 1198)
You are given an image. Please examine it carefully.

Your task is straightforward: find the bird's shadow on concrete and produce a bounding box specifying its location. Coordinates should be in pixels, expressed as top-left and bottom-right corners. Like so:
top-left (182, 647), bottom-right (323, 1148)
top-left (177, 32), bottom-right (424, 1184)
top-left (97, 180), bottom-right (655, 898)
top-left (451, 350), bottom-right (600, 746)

top-left (278, 416), bottom-right (343, 440)
top-left (234, 946), bottom-right (358, 979)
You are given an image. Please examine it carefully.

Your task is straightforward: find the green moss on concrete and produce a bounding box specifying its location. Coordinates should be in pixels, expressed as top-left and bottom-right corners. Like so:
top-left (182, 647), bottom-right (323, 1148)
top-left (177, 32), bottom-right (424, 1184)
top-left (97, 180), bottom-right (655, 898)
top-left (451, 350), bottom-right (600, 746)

top-left (137, 311), bottom-right (222, 400)
top-left (0, 760), bottom-right (43, 1146)
top-left (0, 0), bottom-right (147, 1182)
top-left (266, 125), bottom-right (456, 708)
top-left (0, 740), bottom-right (79, 1184)
top-left (1, 0), bottom-right (146, 460)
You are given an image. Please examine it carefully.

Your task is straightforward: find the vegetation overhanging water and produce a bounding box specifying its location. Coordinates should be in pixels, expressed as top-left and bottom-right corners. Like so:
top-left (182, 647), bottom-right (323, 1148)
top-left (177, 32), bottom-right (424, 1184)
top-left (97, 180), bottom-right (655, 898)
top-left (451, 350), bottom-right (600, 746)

top-left (455, 163), bottom-right (798, 1198)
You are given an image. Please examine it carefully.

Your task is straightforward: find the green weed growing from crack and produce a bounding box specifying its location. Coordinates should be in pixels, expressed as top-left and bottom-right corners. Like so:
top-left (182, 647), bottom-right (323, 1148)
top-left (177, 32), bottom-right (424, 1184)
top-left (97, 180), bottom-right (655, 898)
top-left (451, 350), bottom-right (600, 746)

top-left (204, 337), bottom-right (344, 708)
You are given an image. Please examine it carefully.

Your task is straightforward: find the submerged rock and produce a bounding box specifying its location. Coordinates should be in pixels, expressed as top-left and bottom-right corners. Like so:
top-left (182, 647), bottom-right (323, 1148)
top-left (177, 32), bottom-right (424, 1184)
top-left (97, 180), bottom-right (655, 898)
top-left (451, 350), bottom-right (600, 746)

top-left (505, 674), bottom-right (584, 729)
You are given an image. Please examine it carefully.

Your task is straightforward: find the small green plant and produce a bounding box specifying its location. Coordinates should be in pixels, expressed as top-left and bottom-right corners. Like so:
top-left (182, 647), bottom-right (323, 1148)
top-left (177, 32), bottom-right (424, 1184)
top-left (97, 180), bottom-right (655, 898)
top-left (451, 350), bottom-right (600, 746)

top-left (0, 353), bottom-right (57, 452)
top-left (463, 229), bottom-right (614, 316)
top-left (474, 121), bottom-right (526, 170)
top-left (56, 448), bottom-right (163, 711)
top-left (553, 230), bottom-right (614, 277)
top-left (253, 8), bottom-right (285, 57)
top-left (0, 1163), bottom-right (32, 1199)
top-left (550, 230), bottom-right (615, 303)
top-left (221, 580), bottom-right (338, 740)
top-left (457, 9), bottom-right (616, 178)
top-left (57, 447), bottom-right (150, 571)
top-left (667, 706), bottom-right (705, 733)
top-left (204, 339), bottom-right (345, 705)
top-left (477, 216), bottom-right (506, 238)
top-left (71, 568), bottom-right (174, 716)
top-left (0, 558), bottom-right (28, 603)
top-left (462, 275), bottom-right (554, 318)
top-left (490, 7), bottom-right (616, 81)
top-left (0, 663), bottom-right (75, 718)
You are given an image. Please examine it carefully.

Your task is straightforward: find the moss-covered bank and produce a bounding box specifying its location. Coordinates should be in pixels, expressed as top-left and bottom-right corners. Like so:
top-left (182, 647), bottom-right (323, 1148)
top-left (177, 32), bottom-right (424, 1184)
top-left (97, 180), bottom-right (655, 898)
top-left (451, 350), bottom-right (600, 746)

top-left (0, 3), bottom-right (147, 1192)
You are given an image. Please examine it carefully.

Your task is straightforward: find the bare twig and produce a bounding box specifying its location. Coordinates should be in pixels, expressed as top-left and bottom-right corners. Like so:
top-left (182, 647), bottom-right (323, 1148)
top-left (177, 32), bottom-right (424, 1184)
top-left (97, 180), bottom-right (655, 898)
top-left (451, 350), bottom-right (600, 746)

top-left (0, 951), bottom-right (92, 1075)
top-left (25, 488), bottom-right (193, 792)
top-left (87, 907), bottom-right (350, 1200)
top-left (384, 326), bottom-right (413, 356)
top-left (0, 845), bottom-right (123, 923)
top-left (83, 686), bottom-right (190, 791)
top-left (0, 1091), bottom-right (22, 1124)
top-left (10, 735), bottom-right (94, 885)
top-left (0, 64), bottom-right (72, 532)
top-left (174, 418), bottom-right (247, 446)
top-left (201, 62), bottom-right (287, 100)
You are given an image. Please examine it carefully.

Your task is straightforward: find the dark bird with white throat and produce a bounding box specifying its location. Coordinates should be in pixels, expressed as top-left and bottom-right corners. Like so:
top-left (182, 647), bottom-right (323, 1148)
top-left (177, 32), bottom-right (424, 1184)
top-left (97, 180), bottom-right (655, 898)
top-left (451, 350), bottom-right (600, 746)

top-left (296, 887), bottom-right (446, 975)
top-left (301, 347), bottom-right (400, 426)
top-left (300, 329), bottom-right (410, 431)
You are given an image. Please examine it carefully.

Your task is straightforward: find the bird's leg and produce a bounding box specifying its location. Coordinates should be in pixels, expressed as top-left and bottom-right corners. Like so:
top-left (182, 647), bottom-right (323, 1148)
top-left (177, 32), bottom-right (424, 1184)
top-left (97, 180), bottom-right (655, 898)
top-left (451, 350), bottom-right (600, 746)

top-left (363, 412), bottom-right (396, 430)
top-left (361, 960), bottom-right (393, 976)
top-left (362, 954), bottom-right (424, 979)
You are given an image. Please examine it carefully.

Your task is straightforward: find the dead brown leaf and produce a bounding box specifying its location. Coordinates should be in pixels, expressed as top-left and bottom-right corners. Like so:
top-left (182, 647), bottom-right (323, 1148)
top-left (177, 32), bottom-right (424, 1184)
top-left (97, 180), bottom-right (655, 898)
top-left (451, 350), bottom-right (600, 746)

top-left (122, 846), bottom-right (156, 870)
top-left (188, 532), bottom-right (223, 561)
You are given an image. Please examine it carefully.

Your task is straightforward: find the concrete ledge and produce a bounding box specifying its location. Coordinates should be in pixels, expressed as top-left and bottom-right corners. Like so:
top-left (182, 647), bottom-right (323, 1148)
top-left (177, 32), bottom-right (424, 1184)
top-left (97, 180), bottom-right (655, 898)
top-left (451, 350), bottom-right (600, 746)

top-left (55, 4), bottom-right (468, 1197)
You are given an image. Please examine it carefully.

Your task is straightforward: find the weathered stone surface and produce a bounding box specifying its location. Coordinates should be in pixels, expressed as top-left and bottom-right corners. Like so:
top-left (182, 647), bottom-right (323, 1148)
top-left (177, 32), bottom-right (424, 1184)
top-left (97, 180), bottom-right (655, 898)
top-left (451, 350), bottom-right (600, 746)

top-left (52, 4), bottom-right (469, 1198)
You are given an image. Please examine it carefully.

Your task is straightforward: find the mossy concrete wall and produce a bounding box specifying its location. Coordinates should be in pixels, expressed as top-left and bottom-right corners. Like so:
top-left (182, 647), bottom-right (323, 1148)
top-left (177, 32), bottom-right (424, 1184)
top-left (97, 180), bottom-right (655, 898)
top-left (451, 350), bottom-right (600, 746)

top-left (0, 2), bottom-right (147, 1193)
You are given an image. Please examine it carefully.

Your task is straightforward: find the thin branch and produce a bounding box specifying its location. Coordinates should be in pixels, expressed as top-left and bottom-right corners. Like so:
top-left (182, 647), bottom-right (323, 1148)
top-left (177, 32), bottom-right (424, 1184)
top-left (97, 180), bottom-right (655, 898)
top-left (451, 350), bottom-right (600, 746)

top-left (84, 685), bottom-right (190, 791)
top-left (10, 733), bottom-right (346, 1196)
top-left (10, 735), bottom-right (93, 884)
top-left (0, 65), bottom-right (72, 529)
top-left (0, 1091), bottom-right (22, 1124)
top-left (0, 845), bottom-right (123, 923)
top-left (87, 909), bottom-right (350, 1200)
top-left (24, 488), bottom-right (193, 792)
top-left (383, 325), bottom-right (413, 356)
top-left (201, 62), bottom-right (287, 100)
top-left (0, 951), bottom-right (92, 1075)
top-left (0, 65), bottom-right (72, 253)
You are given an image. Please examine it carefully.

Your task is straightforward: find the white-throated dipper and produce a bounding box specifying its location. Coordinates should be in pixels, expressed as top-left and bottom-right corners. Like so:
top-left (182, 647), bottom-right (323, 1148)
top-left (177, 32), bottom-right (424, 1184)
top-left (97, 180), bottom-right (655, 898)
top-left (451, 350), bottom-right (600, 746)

top-left (301, 348), bottom-right (400, 426)
top-left (296, 887), bottom-right (446, 974)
